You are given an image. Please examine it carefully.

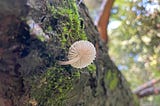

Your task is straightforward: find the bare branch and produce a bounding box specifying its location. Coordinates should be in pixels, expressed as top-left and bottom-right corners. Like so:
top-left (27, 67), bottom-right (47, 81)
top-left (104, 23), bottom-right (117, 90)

top-left (133, 78), bottom-right (160, 94)
top-left (133, 78), bottom-right (160, 98)
top-left (136, 87), bottom-right (160, 98)
top-left (95, 0), bottom-right (115, 43)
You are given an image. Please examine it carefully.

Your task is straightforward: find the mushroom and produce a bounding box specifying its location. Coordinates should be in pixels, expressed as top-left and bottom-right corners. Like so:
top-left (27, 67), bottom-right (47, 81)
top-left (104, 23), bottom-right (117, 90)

top-left (59, 40), bottom-right (96, 68)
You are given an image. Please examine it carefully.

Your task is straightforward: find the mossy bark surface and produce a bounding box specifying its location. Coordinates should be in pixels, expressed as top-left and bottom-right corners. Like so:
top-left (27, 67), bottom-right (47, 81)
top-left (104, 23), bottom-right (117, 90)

top-left (0, 0), bottom-right (139, 106)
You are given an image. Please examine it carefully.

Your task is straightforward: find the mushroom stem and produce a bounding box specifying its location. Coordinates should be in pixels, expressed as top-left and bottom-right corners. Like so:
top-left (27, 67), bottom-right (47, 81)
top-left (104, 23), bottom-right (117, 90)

top-left (58, 56), bottom-right (80, 65)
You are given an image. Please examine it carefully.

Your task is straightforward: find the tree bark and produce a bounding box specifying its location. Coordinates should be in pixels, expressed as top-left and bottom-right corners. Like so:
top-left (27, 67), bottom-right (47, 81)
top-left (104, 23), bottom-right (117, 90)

top-left (0, 0), bottom-right (138, 106)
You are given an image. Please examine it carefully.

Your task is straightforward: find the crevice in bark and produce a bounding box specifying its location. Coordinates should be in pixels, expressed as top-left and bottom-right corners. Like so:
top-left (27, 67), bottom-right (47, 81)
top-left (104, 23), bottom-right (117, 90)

top-left (101, 77), bottom-right (107, 95)
top-left (89, 73), bottom-right (97, 97)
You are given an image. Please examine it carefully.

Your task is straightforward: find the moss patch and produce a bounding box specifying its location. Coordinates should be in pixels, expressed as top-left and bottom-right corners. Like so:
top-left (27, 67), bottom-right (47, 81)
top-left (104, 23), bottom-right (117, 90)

top-left (30, 67), bottom-right (75, 106)
top-left (87, 63), bottom-right (96, 73)
top-left (29, 1), bottom-right (88, 105)
top-left (48, 0), bottom-right (87, 47)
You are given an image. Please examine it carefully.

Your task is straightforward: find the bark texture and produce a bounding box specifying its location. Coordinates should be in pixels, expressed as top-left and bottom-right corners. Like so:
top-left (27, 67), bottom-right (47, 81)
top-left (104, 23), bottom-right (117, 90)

top-left (0, 0), bottom-right (138, 106)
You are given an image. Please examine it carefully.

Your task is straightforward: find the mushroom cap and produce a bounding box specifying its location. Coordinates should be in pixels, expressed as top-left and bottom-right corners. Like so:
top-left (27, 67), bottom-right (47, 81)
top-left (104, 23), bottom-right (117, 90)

top-left (68, 40), bottom-right (96, 68)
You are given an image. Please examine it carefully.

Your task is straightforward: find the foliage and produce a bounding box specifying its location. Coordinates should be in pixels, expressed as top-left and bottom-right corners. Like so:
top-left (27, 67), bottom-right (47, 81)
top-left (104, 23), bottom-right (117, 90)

top-left (109, 0), bottom-right (160, 89)
top-left (85, 0), bottom-right (160, 105)
top-left (108, 0), bottom-right (160, 104)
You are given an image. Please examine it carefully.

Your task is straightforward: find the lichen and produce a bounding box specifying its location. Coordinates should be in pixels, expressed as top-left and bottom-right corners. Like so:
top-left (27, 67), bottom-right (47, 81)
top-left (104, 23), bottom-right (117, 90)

top-left (105, 70), bottom-right (119, 90)
top-left (106, 70), bottom-right (112, 80)
top-left (109, 73), bottom-right (118, 90)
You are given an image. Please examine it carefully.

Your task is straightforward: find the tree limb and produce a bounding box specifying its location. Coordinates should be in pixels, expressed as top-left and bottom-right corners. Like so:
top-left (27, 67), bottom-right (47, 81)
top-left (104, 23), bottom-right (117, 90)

top-left (136, 87), bottom-right (160, 98)
top-left (133, 78), bottom-right (160, 94)
top-left (95, 0), bottom-right (115, 43)
top-left (133, 78), bottom-right (160, 98)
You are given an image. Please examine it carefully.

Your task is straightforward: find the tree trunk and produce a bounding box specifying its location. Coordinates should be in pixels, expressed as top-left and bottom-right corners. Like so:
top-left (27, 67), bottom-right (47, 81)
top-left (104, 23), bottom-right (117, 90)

top-left (0, 0), bottom-right (139, 106)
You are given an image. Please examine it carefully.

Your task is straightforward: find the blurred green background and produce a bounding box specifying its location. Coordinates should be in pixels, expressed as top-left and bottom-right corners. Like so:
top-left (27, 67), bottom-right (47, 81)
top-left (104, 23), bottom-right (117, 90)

top-left (84, 0), bottom-right (160, 105)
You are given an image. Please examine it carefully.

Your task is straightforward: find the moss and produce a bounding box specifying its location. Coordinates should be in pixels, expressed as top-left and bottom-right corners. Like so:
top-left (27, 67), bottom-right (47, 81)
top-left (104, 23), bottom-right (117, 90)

top-left (87, 63), bottom-right (96, 73)
top-left (48, 0), bottom-right (87, 47)
top-left (30, 1), bottom-right (89, 105)
top-left (30, 67), bottom-right (74, 106)
top-left (46, 26), bottom-right (53, 32)
top-left (105, 70), bottom-right (119, 90)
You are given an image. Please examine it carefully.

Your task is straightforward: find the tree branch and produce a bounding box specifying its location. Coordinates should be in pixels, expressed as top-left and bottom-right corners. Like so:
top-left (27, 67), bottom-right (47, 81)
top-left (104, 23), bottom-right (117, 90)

top-left (136, 87), bottom-right (160, 98)
top-left (133, 78), bottom-right (160, 98)
top-left (95, 0), bottom-right (115, 43)
top-left (133, 78), bottom-right (160, 94)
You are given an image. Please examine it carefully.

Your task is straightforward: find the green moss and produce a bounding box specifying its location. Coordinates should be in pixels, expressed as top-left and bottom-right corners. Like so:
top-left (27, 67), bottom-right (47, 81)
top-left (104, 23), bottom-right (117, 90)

top-left (36, 34), bottom-right (46, 42)
top-left (30, 1), bottom-right (89, 105)
top-left (30, 67), bottom-right (73, 106)
top-left (47, 26), bottom-right (53, 32)
top-left (105, 70), bottom-right (119, 90)
top-left (87, 63), bottom-right (96, 73)
top-left (48, 0), bottom-right (87, 47)
top-left (72, 70), bottom-right (81, 78)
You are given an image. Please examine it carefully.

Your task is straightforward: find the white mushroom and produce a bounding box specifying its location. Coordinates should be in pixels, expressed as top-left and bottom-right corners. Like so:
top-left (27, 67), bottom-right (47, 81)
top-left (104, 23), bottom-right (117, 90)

top-left (59, 40), bottom-right (96, 68)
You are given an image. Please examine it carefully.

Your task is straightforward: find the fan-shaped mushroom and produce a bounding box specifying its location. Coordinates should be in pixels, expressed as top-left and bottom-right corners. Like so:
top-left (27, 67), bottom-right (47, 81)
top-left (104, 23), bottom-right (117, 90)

top-left (59, 40), bottom-right (96, 68)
